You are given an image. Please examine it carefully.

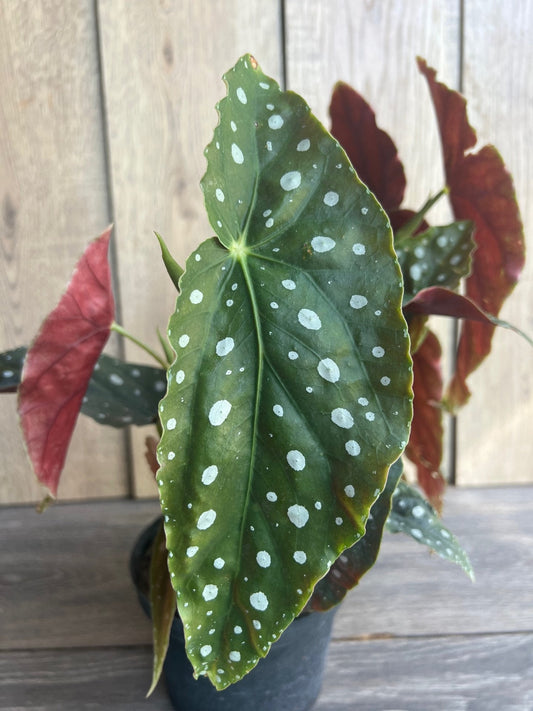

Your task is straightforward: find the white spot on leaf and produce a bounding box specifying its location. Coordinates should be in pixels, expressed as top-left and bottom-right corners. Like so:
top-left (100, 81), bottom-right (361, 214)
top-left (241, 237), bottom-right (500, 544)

top-left (287, 450), bottom-right (306, 471)
top-left (202, 465), bottom-right (218, 485)
top-left (197, 509), bottom-right (217, 530)
top-left (311, 236), bottom-right (336, 253)
top-left (190, 289), bottom-right (203, 304)
top-left (231, 143), bottom-right (244, 164)
top-left (331, 408), bottom-right (354, 429)
top-left (268, 114), bottom-right (284, 129)
top-left (236, 87), bottom-right (247, 104)
top-left (280, 171), bottom-right (301, 191)
top-left (297, 138), bottom-right (310, 151)
top-left (202, 584), bottom-right (218, 601)
top-left (250, 592), bottom-right (269, 611)
top-left (256, 551), bottom-right (271, 568)
top-left (345, 440), bottom-right (361, 456)
top-left (215, 188), bottom-right (225, 202)
top-left (350, 294), bottom-right (368, 309)
top-left (298, 308), bottom-right (321, 330)
top-left (208, 400), bottom-right (232, 426)
top-left (317, 358), bottom-right (340, 383)
top-left (287, 504), bottom-right (309, 528)
top-left (216, 337), bottom-right (235, 357)
top-left (323, 191), bottom-right (339, 206)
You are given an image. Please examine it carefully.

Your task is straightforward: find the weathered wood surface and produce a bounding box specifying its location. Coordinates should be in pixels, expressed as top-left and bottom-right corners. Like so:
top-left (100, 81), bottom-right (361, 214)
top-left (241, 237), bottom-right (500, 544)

top-left (0, 0), bottom-right (129, 503)
top-left (0, 0), bottom-right (531, 504)
top-left (456, 0), bottom-right (533, 485)
top-left (1, 487), bottom-right (532, 708)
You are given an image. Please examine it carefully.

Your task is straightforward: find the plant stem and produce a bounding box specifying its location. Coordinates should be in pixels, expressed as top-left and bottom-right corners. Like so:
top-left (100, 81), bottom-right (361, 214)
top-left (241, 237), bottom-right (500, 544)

top-left (394, 187), bottom-right (449, 245)
top-left (111, 322), bottom-right (168, 369)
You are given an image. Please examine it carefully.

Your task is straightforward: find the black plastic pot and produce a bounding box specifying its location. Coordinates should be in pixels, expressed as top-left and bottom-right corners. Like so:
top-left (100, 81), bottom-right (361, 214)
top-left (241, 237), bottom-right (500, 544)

top-left (130, 517), bottom-right (337, 711)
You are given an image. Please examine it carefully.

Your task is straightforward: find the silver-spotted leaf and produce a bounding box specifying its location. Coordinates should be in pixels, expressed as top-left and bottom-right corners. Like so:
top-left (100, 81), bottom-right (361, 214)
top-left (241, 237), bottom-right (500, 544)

top-left (396, 221), bottom-right (475, 303)
top-left (84, 354), bottom-right (165, 427)
top-left (0, 347), bottom-right (26, 392)
top-left (387, 480), bottom-right (474, 580)
top-left (157, 54), bottom-right (412, 688)
top-left (0, 348), bottom-right (165, 427)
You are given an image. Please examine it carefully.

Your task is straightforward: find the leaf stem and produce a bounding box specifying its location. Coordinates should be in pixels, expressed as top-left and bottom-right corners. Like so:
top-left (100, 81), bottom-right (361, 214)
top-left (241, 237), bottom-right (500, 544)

top-left (111, 322), bottom-right (168, 369)
top-left (394, 187), bottom-right (449, 245)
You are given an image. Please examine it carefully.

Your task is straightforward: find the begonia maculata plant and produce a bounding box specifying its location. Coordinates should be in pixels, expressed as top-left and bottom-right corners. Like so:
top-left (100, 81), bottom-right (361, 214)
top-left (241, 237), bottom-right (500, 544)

top-left (1, 55), bottom-right (527, 691)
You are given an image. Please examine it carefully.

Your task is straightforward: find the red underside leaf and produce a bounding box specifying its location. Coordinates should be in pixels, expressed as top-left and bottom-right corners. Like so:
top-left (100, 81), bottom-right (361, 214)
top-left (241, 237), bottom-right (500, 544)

top-left (418, 58), bottom-right (525, 408)
top-left (18, 227), bottom-right (115, 496)
top-left (406, 328), bottom-right (445, 512)
top-left (403, 286), bottom-right (507, 324)
top-left (329, 82), bottom-right (406, 212)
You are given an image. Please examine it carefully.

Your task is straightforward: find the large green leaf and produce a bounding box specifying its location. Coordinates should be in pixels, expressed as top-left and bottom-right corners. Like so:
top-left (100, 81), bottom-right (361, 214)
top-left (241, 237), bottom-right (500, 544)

top-left (156, 54), bottom-right (412, 688)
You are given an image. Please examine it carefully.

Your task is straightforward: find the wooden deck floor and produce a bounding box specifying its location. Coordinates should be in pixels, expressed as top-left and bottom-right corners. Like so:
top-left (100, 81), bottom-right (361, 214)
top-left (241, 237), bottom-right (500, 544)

top-left (1, 487), bottom-right (532, 710)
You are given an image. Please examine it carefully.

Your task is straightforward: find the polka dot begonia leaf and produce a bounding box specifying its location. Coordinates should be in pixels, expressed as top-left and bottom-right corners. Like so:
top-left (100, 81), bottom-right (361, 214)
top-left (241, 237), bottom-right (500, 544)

top-left (156, 54), bottom-right (413, 689)
top-left (0, 348), bottom-right (166, 428)
top-left (395, 220), bottom-right (475, 304)
top-left (387, 480), bottom-right (474, 580)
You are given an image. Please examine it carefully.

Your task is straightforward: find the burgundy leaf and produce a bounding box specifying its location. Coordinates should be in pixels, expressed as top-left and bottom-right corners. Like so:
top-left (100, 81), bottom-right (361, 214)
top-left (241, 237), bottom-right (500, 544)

top-left (418, 58), bottom-right (525, 407)
top-left (406, 329), bottom-right (445, 512)
top-left (330, 82), bottom-right (406, 212)
top-left (404, 286), bottom-right (505, 324)
top-left (18, 227), bottom-right (115, 496)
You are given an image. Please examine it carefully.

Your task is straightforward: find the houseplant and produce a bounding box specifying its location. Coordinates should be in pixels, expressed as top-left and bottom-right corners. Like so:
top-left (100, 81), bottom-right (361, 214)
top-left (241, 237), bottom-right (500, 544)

top-left (0, 54), bottom-right (527, 709)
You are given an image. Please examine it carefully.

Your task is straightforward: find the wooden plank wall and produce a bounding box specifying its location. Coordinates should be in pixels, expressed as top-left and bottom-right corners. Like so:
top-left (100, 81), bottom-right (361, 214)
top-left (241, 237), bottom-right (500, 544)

top-left (1, 0), bottom-right (531, 504)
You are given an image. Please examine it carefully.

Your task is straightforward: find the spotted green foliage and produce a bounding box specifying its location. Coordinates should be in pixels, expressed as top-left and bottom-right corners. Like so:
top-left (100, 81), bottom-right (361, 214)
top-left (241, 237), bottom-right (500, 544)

top-left (0, 347), bottom-right (165, 427)
top-left (84, 354), bottom-right (166, 427)
top-left (387, 480), bottom-right (474, 580)
top-left (306, 458), bottom-right (404, 612)
top-left (0, 347), bottom-right (26, 392)
top-left (156, 55), bottom-right (412, 689)
top-left (396, 221), bottom-right (475, 303)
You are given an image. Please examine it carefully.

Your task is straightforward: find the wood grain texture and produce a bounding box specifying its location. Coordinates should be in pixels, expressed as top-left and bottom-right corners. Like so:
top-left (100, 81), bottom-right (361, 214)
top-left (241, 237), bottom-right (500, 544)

top-left (455, 0), bottom-right (533, 485)
top-left (0, 0), bottom-right (128, 504)
top-left (2, 488), bottom-right (532, 651)
top-left (96, 0), bottom-right (284, 496)
top-left (1, 489), bottom-right (532, 709)
top-left (2, 634), bottom-right (531, 710)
